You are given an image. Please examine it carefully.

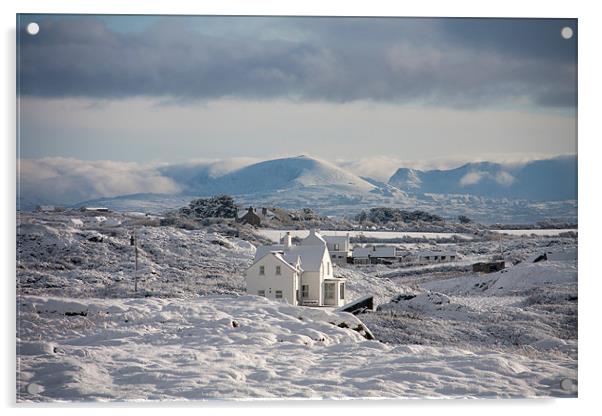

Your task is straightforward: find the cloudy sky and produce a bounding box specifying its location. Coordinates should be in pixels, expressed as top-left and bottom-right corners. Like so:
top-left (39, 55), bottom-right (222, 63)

top-left (17, 14), bottom-right (577, 202)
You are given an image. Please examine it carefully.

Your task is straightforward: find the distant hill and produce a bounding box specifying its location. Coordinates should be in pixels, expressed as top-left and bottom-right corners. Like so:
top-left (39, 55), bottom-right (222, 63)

top-left (20, 154), bottom-right (577, 223)
top-left (166, 155), bottom-right (380, 196)
top-left (388, 156), bottom-right (577, 201)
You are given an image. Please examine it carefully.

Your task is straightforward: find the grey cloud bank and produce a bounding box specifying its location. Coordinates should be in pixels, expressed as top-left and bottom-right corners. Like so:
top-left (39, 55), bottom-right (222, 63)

top-left (18, 15), bottom-right (577, 108)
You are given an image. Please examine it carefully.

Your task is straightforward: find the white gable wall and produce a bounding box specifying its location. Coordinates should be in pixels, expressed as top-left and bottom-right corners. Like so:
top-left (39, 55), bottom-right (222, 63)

top-left (300, 248), bottom-right (334, 306)
top-left (324, 235), bottom-right (350, 252)
top-left (245, 253), bottom-right (299, 305)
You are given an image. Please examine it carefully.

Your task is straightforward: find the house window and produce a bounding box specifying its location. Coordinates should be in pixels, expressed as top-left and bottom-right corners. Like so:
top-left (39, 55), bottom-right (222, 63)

top-left (301, 285), bottom-right (309, 298)
top-left (276, 265), bottom-right (281, 275)
top-left (275, 290), bottom-right (283, 299)
top-left (340, 283), bottom-right (345, 300)
top-left (324, 283), bottom-right (335, 300)
top-left (258, 290), bottom-right (265, 297)
top-left (441, 256), bottom-right (446, 261)
top-left (334, 244), bottom-right (339, 251)
top-left (259, 265), bottom-right (265, 275)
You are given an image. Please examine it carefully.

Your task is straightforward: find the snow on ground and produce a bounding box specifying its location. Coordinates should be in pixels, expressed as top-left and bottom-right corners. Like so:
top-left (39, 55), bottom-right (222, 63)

top-left (419, 259), bottom-right (577, 296)
top-left (16, 212), bottom-right (579, 401)
top-left (17, 295), bottom-right (576, 401)
top-left (363, 256), bottom-right (577, 363)
top-left (17, 212), bottom-right (255, 298)
top-left (334, 266), bottom-right (411, 306)
top-left (257, 229), bottom-right (474, 242)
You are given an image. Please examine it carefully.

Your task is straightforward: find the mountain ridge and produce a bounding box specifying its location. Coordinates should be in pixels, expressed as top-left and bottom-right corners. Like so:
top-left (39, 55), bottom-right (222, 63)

top-left (388, 155), bottom-right (576, 201)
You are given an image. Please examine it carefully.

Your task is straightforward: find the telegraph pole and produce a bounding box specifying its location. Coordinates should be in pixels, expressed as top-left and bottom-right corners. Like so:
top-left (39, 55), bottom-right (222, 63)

top-left (499, 233), bottom-right (503, 258)
top-left (131, 229), bottom-right (138, 293)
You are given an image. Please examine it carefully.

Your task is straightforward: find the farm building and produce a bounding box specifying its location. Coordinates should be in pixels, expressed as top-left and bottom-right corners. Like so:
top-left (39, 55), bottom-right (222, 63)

top-left (79, 206), bottom-right (110, 213)
top-left (415, 250), bottom-right (457, 264)
top-left (472, 261), bottom-right (505, 273)
top-left (238, 207), bottom-right (261, 226)
top-left (323, 234), bottom-right (352, 265)
top-left (352, 245), bottom-right (405, 264)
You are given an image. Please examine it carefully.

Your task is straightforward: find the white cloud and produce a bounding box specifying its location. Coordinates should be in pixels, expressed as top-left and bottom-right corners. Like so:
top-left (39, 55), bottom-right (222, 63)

top-left (336, 156), bottom-right (405, 182)
top-left (18, 158), bottom-right (182, 206)
top-left (459, 170), bottom-right (516, 188)
top-left (459, 171), bottom-right (486, 187)
top-left (495, 171), bottom-right (516, 187)
top-left (206, 157), bottom-right (260, 177)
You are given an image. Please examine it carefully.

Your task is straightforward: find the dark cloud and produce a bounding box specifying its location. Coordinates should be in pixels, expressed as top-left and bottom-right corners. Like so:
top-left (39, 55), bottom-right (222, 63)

top-left (18, 15), bottom-right (577, 107)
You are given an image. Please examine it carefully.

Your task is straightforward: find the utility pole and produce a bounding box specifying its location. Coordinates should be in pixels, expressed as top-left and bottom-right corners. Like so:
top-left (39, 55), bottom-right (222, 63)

top-left (131, 229), bottom-right (138, 293)
top-left (499, 233), bottom-right (503, 258)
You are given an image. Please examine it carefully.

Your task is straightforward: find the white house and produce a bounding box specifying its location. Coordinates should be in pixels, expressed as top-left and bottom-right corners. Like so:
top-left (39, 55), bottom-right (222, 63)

top-left (352, 245), bottom-right (401, 264)
top-left (415, 250), bottom-right (457, 263)
top-left (323, 234), bottom-right (352, 265)
top-left (245, 229), bottom-right (345, 307)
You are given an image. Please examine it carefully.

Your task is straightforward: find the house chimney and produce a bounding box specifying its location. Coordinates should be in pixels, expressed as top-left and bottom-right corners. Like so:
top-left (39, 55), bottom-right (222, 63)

top-left (262, 207), bottom-right (267, 215)
top-left (284, 231), bottom-right (292, 248)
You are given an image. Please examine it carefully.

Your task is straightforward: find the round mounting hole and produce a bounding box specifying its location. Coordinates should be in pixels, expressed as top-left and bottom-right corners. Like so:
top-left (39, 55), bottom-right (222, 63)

top-left (26, 382), bottom-right (44, 394)
top-left (26, 22), bottom-right (40, 36)
top-left (561, 26), bottom-right (573, 40)
top-left (560, 378), bottom-right (576, 392)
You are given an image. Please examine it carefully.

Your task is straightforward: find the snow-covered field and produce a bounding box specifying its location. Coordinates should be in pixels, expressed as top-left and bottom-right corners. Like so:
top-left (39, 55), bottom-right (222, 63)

top-left (257, 229), bottom-right (474, 242)
top-left (491, 229), bottom-right (578, 237)
top-left (17, 212), bottom-right (254, 298)
top-left (16, 212), bottom-right (578, 401)
top-left (17, 295), bottom-right (576, 401)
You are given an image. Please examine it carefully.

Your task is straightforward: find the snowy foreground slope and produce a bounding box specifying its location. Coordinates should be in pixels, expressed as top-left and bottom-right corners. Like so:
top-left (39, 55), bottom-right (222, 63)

top-left (17, 295), bottom-right (576, 401)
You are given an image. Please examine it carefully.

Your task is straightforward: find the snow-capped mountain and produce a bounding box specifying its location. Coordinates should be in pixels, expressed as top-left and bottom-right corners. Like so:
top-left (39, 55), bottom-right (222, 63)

top-left (167, 155), bottom-right (379, 195)
top-left (388, 156), bottom-right (577, 201)
top-left (20, 154), bottom-right (577, 223)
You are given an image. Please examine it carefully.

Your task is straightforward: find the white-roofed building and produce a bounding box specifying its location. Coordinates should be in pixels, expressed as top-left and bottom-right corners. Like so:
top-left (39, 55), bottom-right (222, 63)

top-left (351, 245), bottom-right (415, 265)
top-left (245, 229), bottom-right (345, 307)
top-left (415, 250), bottom-right (457, 264)
top-left (323, 234), bottom-right (352, 265)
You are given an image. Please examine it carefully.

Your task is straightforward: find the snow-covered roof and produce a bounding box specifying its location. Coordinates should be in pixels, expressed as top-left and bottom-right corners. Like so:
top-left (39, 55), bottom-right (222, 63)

top-left (301, 229), bottom-right (327, 246)
top-left (415, 250), bottom-right (457, 257)
top-left (282, 245), bottom-right (327, 271)
top-left (69, 218), bottom-right (84, 227)
top-left (254, 244), bottom-right (327, 272)
top-left (255, 244), bottom-right (285, 260)
top-left (269, 252), bottom-right (301, 272)
top-left (353, 246), bottom-right (396, 258)
top-left (324, 235), bottom-right (349, 244)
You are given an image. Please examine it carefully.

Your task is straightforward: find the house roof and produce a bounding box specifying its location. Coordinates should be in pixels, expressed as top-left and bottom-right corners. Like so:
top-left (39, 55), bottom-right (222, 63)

top-left (282, 245), bottom-right (327, 271)
top-left (254, 244), bottom-right (327, 272)
top-left (353, 246), bottom-right (397, 257)
top-left (255, 244), bottom-right (285, 260)
top-left (270, 252), bottom-right (301, 272)
top-left (323, 235), bottom-right (349, 244)
top-left (416, 250), bottom-right (456, 256)
top-left (301, 229), bottom-right (327, 246)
